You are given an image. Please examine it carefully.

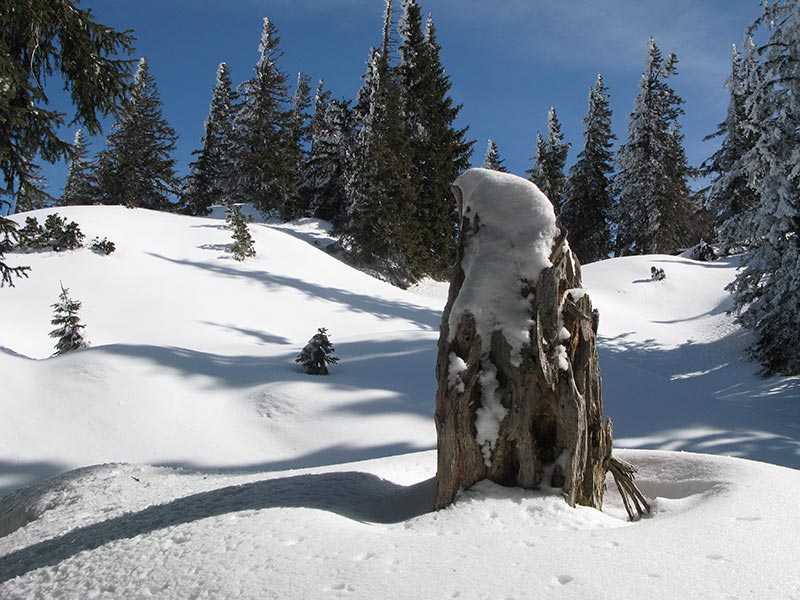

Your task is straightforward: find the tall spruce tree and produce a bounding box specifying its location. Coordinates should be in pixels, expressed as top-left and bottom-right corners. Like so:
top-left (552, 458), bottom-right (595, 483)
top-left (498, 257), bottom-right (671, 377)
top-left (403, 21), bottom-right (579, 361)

top-left (561, 75), bottom-right (616, 264)
top-left (234, 18), bottom-right (293, 217)
top-left (282, 72), bottom-right (314, 219)
top-left (614, 38), bottom-right (696, 255)
top-left (343, 0), bottom-right (417, 284)
top-left (93, 58), bottom-right (180, 210)
top-left (305, 92), bottom-right (355, 227)
top-left (61, 129), bottom-right (95, 206)
top-left (703, 41), bottom-right (760, 252)
top-left (0, 0), bottom-right (134, 214)
top-left (527, 107), bottom-right (569, 213)
top-left (397, 2), bottom-right (473, 277)
top-left (482, 139), bottom-right (507, 172)
top-left (183, 62), bottom-right (239, 216)
top-left (726, 1), bottom-right (800, 375)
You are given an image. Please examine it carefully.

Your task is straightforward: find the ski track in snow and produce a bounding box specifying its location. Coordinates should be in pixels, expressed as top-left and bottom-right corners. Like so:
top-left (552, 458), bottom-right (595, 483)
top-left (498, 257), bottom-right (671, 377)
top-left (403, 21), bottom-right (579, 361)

top-left (0, 205), bottom-right (799, 599)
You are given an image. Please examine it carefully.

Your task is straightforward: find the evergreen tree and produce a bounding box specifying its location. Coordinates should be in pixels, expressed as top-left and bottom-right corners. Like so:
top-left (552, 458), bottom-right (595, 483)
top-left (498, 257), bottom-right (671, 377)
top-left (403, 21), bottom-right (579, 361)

top-left (0, 0), bottom-right (134, 214)
top-left (295, 327), bottom-right (339, 375)
top-left (0, 209), bottom-right (30, 287)
top-left (183, 62), bottom-right (239, 216)
top-left (226, 203), bottom-right (256, 261)
top-left (726, 1), bottom-right (800, 375)
top-left (49, 283), bottom-right (88, 355)
top-left (13, 163), bottom-right (50, 212)
top-left (343, 1), bottom-right (417, 284)
top-left (397, 3), bottom-right (474, 276)
top-left (614, 38), bottom-right (696, 256)
top-left (305, 94), bottom-right (356, 227)
top-left (561, 75), bottom-right (616, 264)
top-left (61, 129), bottom-right (95, 206)
top-left (234, 18), bottom-right (293, 217)
top-left (527, 107), bottom-right (569, 213)
top-left (93, 58), bottom-right (180, 210)
top-left (282, 72), bottom-right (314, 219)
top-left (482, 139), bottom-right (507, 172)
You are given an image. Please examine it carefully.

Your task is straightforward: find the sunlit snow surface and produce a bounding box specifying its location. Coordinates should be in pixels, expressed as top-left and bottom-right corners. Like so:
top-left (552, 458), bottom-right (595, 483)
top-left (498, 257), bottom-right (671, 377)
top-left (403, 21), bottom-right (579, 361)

top-left (1, 205), bottom-right (799, 599)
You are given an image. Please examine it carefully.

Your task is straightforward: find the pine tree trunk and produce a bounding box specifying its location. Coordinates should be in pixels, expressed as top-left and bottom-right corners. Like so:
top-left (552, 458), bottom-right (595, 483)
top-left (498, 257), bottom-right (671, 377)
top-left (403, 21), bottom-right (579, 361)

top-left (434, 170), bottom-right (613, 511)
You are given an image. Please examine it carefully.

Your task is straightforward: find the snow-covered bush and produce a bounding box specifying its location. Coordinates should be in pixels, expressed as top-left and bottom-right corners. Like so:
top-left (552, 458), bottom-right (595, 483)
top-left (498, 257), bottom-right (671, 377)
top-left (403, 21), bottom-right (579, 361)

top-left (296, 328), bottom-right (339, 375)
top-left (650, 266), bottom-right (666, 281)
top-left (90, 237), bottom-right (116, 255)
top-left (17, 214), bottom-right (85, 252)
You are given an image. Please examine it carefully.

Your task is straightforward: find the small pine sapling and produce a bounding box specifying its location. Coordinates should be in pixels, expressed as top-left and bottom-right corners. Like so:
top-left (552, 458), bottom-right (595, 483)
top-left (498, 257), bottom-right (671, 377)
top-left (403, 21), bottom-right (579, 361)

top-left (296, 327), bottom-right (339, 375)
top-left (226, 203), bottom-right (256, 261)
top-left (49, 283), bottom-right (89, 355)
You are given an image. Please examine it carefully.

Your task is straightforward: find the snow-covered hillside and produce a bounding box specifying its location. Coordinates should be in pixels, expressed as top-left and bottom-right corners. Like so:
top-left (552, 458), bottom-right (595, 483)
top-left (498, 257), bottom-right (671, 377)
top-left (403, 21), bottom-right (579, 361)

top-left (1, 206), bottom-right (798, 599)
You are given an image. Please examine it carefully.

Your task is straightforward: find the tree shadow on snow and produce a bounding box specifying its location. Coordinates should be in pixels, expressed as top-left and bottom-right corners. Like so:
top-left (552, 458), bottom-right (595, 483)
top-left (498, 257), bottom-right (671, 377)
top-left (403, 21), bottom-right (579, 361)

top-left (0, 472), bottom-right (435, 583)
top-left (599, 330), bottom-right (800, 469)
top-left (146, 252), bottom-right (441, 331)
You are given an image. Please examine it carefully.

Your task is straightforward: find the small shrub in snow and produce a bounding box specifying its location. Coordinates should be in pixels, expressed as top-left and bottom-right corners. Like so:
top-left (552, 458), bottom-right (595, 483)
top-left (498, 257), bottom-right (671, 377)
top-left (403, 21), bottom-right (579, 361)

top-left (650, 266), bottom-right (666, 281)
top-left (90, 237), bottom-right (116, 255)
top-left (686, 241), bottom-right (716, 262)
top-left (49, 283), bottom-right (88, 356)
top-left (226, 203), bottom-right (256, 261)
top-left (296, 328), bottom-right (339, 375)
top-left (16, 214), bottom-right (85, 252)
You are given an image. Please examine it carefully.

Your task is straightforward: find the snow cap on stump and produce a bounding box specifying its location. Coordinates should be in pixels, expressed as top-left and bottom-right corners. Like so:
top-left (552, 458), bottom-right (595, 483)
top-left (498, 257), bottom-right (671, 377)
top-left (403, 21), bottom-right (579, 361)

top-left (449, 168), bottom-right (558, 363)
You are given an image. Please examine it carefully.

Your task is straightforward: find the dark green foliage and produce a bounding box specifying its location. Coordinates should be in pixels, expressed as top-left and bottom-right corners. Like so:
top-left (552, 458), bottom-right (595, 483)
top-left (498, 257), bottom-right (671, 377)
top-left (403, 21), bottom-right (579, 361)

top-left (234, 18), bottom-right (294, 217)
top-left (0, 211), bottom-right (30, 286)
top-left (0, 0), bottom-right (134, 212)
top-left (93, 58), bottom-right (180, 210)
top-left (17, 213), bottom-right (85, 251)
top-left (614, 38), bottom-right (698, 256)
top-left (527, 108), bottom-right (570, 213)
top-left (295, 327), bottom-right (339, 375)
top-left (305, 92), bottom-right (356, 227)
top-left (281, 72), bottom-right (314, 219)
top-left (49, 283), bottom-right (88, 355)
top-left (481, 139), bottom-right (507, 172)
top-left (61, 129), bottom-right (96, 206)
top-left (561, 75), bottom-right (615, 264)
top-left (397, 4), bottom-right (473, 277)
top-left (182, 63), bottom-right (239, 216)
top-left (226, 203), bottom-right (256, 261)
top-left (342, 0), bottom-right (473, 283)
top-left (90, 237), bottom-right (116, 255)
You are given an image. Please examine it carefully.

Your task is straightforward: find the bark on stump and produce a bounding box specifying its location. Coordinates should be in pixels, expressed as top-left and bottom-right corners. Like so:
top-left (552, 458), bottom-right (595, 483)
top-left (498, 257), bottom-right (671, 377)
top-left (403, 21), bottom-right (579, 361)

top-left (434, 168), bottom-right (613, 511)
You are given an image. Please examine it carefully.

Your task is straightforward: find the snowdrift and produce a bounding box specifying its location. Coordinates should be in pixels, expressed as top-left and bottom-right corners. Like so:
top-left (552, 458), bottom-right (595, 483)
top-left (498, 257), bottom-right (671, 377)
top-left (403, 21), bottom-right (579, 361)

top-left (1, 205), bottom-right (798, 598)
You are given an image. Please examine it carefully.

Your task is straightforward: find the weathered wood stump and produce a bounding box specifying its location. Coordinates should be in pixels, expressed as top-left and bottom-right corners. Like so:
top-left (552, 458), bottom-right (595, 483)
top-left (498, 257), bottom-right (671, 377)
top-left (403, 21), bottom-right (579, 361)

top-left (434, 168), bottom-right (613, 511)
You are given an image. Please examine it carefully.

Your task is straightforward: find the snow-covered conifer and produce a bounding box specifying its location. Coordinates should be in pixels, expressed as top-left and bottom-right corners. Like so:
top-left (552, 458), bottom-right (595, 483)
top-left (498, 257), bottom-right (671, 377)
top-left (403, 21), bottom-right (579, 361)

top-left (527, 107), bottom-right (569, 213)
top-left (726, 1), bottom-right (800, 375)
top-left (481, 139), bottom-right (507, 172)
top-left (702, 42), bottom-right (759, 252)
top-left (226, 203), bottom-right (256, 261)
top-left (561, 75), bottom-right (615, 264)
top-left (234, 18), bottom-right (293, 217)
top-left (49, 283), bottom-right (88, 355)
top-left (93, 58), bottom-right (180, 210)
top-left (295, 327), bottom-right (339, 375)
top-left (183, 63), bottom-right (239, 216)
top-left (614, 38), bottom-right (697, 256)
top-left (0, 208), bottom-right (29, 287)
top-left (61, 130), bottom-right (95, 206)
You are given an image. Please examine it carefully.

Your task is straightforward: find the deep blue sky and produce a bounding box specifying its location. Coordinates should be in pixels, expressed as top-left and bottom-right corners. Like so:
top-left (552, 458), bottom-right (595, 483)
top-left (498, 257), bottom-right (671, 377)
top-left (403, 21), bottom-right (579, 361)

top-left (37, 0), bottom-right (762, 200)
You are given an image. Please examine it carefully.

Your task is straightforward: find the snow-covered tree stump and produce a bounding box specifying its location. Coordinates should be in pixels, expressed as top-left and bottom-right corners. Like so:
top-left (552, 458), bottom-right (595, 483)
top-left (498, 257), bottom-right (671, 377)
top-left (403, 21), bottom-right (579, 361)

top-left (434, 168), bottom-right (613, 511)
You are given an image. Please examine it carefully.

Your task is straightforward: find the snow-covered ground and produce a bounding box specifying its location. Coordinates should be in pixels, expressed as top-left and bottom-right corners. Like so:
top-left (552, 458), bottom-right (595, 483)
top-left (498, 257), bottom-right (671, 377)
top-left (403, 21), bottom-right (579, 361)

top-left (1, 205), bottom-right (798, 598)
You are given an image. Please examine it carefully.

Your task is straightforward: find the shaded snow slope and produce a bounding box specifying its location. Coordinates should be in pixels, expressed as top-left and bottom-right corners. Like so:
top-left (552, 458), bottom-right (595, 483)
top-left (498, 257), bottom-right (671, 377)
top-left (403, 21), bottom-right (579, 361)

top-left (583, 254), bottom-right (800, 468)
